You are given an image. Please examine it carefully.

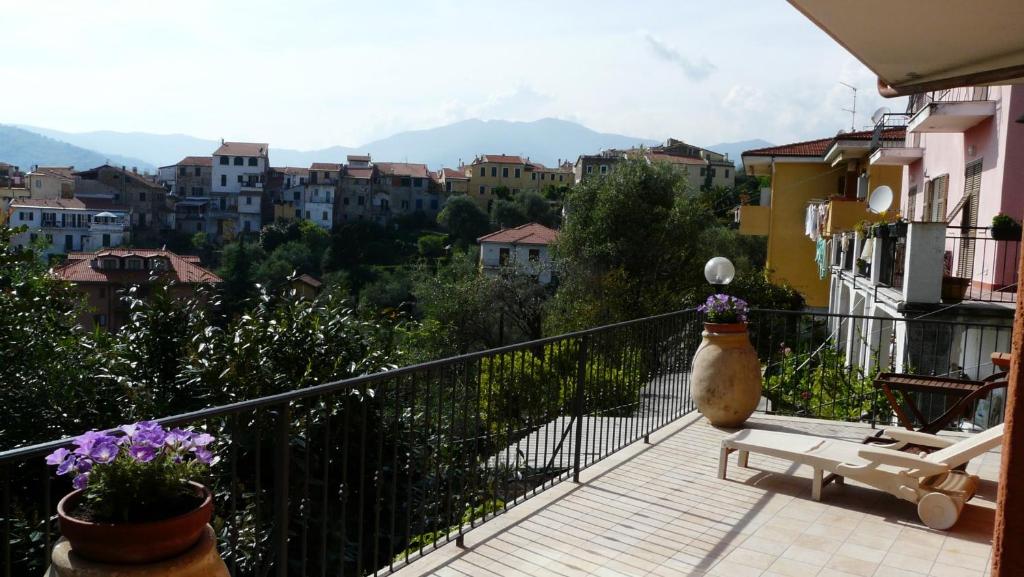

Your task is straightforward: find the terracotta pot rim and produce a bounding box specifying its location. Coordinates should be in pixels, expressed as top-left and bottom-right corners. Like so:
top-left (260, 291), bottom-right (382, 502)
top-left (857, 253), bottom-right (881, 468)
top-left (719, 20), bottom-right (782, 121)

top-left (703, 322), bottom-right (748, 333)
top-left (57, 480), bottom-right (211, 528)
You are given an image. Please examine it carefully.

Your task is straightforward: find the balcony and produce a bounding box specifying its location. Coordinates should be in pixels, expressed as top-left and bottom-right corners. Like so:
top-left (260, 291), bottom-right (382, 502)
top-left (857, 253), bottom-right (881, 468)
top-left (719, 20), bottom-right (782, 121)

top-left (0, 309), bottom-right (1006, 577)
top-left (868, 113), bottom-right (924, 166)
top-left (908, 87), bottom-right (996, 134)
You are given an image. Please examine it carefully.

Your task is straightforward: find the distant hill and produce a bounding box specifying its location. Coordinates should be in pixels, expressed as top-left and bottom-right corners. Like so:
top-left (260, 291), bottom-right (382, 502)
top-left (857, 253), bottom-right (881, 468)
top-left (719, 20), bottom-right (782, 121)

top-left (16, 119), bottom-right (660, 169)
top-left (705, 139), bottom-right (774, 167)
top-left (0, 125), bottom-right (155, 173)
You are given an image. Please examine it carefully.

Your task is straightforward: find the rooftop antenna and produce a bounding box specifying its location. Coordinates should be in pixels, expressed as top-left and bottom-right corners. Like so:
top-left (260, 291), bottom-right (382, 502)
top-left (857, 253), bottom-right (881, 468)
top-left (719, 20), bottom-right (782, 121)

top-left (839, 81), bottom-right (857, 132)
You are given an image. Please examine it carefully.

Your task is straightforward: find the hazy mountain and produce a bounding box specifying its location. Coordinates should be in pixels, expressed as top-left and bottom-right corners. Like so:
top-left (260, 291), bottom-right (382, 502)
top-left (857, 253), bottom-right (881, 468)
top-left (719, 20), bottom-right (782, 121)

top-left (16, 119), bottom-right (660, 169)
top-left (705, 139), bottom-right (774, 167)
top-left (0, 125), bottom-right (154, 173)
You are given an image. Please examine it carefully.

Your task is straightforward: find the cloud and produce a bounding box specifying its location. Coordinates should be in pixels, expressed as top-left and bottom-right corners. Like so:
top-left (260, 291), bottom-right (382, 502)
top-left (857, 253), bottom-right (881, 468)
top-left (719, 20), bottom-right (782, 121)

top-left (643, 33), bottom-right (716, 81)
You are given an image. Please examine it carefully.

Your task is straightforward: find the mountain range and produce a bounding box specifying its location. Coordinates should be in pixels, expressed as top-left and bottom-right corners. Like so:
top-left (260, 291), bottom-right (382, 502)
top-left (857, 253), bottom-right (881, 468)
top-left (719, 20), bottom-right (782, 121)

top-left (4, 119), bottom-right (771, 173)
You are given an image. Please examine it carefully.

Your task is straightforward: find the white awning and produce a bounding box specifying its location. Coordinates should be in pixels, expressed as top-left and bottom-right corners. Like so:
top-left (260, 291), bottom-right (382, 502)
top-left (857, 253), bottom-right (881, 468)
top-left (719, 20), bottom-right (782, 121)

top-left (788, 0), bottom-right (1024, 95)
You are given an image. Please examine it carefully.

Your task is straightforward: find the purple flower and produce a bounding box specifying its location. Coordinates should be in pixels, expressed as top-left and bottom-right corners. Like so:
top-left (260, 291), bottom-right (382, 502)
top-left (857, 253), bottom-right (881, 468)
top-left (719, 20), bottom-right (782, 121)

top-left (89, 441), bottom-right (119, 464)
top-left (45, 447), bottom-right (71, 466)
top-left (55, 455), bottom-right (78, 476)
top-left (193, 447), bottom-right (214, 465)
top-left (128, 444), bottom-right (157, 463)
top-left (191, 433), bottom-right (213, 447)
top-left (72, 473), bottom-right (90, 490)
top-left (72, 431), bottom-right (111, 456)
top-left (133, 422), bottom-right (168, 448)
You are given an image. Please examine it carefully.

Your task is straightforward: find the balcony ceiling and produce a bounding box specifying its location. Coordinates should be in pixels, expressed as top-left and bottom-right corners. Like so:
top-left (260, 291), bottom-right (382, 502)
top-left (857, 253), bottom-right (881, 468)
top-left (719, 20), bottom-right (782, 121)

top-left (788, 0), bottom-right (1024, 94)
top-left (869, 147), bottom-right (924, 166)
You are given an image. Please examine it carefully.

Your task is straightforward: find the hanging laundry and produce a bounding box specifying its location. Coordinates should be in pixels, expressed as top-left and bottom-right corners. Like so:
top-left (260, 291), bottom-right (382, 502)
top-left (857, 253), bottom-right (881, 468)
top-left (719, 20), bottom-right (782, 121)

top-left (815, 237), bottom-right (828, 279)
top-left (805, 204), bottom-right (821, 241)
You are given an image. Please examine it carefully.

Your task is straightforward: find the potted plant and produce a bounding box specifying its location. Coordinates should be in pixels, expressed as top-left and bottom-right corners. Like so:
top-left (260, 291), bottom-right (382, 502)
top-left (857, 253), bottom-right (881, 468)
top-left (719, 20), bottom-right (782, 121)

top-left (942, 276), bottom-right (971, 301)
top-left (991, 213), bottom-right (1022, 241)
top-left (892, 217), bottom-right (908, 238)
top-left (691, 295), bottom-right (761, 427)
top-left (874, 222), bottom-right (890, 238)
top-left (856, 258), bottom-right (871, 276)
top-left (46, 421), bottom-right (221, 565)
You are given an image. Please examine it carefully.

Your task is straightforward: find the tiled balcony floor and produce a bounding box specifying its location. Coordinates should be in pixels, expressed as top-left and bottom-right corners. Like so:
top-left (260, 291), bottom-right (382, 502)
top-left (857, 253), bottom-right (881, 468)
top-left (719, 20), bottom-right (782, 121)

top-left (393, 413), bottom-right (999, 577)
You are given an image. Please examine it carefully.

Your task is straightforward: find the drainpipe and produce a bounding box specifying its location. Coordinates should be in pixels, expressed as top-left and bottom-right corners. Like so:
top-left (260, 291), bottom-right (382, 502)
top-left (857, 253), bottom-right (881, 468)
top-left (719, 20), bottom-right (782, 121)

top-left (992, 226), bottom-right (1024, 577)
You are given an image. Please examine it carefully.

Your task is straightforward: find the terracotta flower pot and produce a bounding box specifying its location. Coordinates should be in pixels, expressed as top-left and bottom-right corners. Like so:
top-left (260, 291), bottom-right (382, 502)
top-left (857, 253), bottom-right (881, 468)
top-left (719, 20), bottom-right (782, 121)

top-left (57, 481), bottom-right (213, 564)
top-left (690, 322), bottom-right (761, 427)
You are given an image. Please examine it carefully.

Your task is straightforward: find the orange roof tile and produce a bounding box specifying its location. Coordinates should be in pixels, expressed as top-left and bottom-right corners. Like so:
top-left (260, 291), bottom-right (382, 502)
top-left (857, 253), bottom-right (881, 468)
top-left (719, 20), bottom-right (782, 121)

top-left (376, 162), bottom-right (429, 178)
top-left (478, 222), bottom-right (559, 245)
top-left (53, 249), bottom-right (221, 284)
top-left (743, 128), bottom-right (906, 158)
top-left (478, 155), bottom-right (525, 165)
top-left (177, 156), bottom-right (212, 167)
top-left (310, 162), bottom-right (342, 171)
top-left (647, 153), bottom-right (707, 166)
top-left (440, 168), bottom-right (469, 180)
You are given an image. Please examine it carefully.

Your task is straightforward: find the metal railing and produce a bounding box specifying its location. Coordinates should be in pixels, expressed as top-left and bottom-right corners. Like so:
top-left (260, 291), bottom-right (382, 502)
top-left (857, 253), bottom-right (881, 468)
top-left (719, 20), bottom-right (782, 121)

top-left (877, 236), bottom-right (907, 290)
top-left (0, 310), bottom-right (701, 577)
top-left (909, 86), bottom-right (991, 115)
top-left (748, 309), bottom-right (1010, 429)
top-left (943, 226), bottom-right (1020, 303)
top-left (870, 112), bottom-right (910, 150)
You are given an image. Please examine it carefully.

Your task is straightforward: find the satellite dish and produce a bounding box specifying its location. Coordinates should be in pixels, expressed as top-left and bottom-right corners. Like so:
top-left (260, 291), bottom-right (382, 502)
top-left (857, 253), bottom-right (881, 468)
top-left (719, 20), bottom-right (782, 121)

top-left (871, 106), bottom-right (891, 125)
top-left (868, 185), bottom-right (893, 214)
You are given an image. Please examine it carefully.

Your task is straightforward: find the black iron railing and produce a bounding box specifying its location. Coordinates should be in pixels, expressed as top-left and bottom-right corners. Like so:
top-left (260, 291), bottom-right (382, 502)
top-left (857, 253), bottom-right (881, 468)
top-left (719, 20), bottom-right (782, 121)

top-left (0, 310), bottom-right (701, 577)
top-left (944, 226), bottom-right (1020, 303)
top-left (877, 236), bottom-right (907, 290)
top-left (748, 309), bottom-right (1010, 430)
top-left (909, 86), bottom-right (992, 115)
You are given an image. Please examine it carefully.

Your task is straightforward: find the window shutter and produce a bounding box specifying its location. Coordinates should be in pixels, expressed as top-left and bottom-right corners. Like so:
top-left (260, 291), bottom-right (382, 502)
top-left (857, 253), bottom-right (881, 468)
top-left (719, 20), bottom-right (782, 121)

top-left (907, 185), bottom-right (918, 221)
top-left (935, 175), bottom-right (948, 222)
top-left (922, 181), bottom-right (933, 222)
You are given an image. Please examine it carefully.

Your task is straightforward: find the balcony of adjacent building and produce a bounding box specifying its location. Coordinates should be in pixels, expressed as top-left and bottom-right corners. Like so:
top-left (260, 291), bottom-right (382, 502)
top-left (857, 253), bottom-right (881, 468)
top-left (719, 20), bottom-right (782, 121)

top-left (0, 308), bottom-right (1007, 577)
top-left (907, 86), bottom-right (996, 134)
top-left (88, 212), bottom-right (129, 233)
top-left (868, 112), bottom-right (925, 167)
top-left (239, 174), bottom-right (265, 192)
top-left (832, 221), bottom-right (1019, 307)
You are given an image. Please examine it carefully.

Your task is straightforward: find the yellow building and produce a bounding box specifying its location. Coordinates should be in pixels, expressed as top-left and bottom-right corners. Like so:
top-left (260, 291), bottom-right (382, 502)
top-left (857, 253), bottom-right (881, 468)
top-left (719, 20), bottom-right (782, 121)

top-left (25, 166), bottom-right (75, 199)
top-left (739, 129), bottom-right (904, 307)
top-left (465, 155), bottom-right (573, 209)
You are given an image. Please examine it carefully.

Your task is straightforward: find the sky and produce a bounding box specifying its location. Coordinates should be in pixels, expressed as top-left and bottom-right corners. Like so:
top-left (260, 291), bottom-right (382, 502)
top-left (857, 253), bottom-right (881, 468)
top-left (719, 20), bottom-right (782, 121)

top-left (2, 0), bottom-right (905, 150)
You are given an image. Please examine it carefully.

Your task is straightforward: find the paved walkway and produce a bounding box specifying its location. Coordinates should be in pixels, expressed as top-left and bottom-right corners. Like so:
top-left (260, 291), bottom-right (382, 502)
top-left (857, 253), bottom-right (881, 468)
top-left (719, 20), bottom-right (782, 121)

top-left (393, 413), bottom-right (999, 577)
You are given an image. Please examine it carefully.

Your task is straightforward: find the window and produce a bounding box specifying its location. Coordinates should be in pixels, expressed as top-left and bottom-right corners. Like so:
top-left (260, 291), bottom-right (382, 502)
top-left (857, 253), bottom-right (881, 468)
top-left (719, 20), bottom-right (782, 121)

top-left (234, 157), bottom-right (243, 166)
top-left (305, 211), bottom-right (310, 219)
top-left (322, 211), bottom-right (328, 221)
top-left (237, 175), bottom-right (243, 183)
top-left (220, 175), bottom-right (227, 186)
top-left (550, 174), bottom-right (555, 181)
top-left (711, 168), bottom-right (717, 178)
top-left (415, 199), bottom-right (423, 210)
top-left (586, 166), bottom-right (593, 174)
top-left (531, 173), bottom-right (537, 181)
top-left (125, 257), bottom-right (144, 270)
top-left (512, 188), bottom-right (520, 194)
top-left (401, 177), bottom-right (411, 187)
top-left (192, 186), bottom-right (203, 195)
top-left (248, 158), bottom-right (257, 166)
top-left (700, 167), bottom-right (706, 177)
top-left (35, 178), bottom-right (42, 188)
top-left (294, 191), bottom-right (300, 201)
top-left (479, 185), bottom-right (486, 195)
top-left (499, 247), bottom-right (511, 266)
top-left (502, 167), bottom-right (509, 178)
top-left (559, 175), bottom-right (564, 182)
top-left (179, 167), bottom-right (187, 176)
top-left (244, 221), bottom-right (251, 232)
top-left (446, 182), bottom-right (453, 192)
top-left (401, 200), bottom-right (409, 209)
top-left (600, 165), bottom-right (608, 174)
top-left (357, 196), bottom-right (365, 206)
top-left (139, 192), bottom-right (146, 202)
top-left (246, 196), bottom-right (252, 205)
top-left (295, 209), bottom-right (302, 217)
top-left (922, 174), bottom-right (949, 222)
top-left (725, 169), bottom-right (730, 178)
top-left (195, 167), bottom-right (201, 177)
top-left (413, 178), bottom-right (423, 188)
top-left (907, 185), bottom-right (919, 221)
top-left (178, 186), bottom-right (186, 195)
top-left (430, 199), bottom-right (438, 210)
top-left (528, 249), bottom-right (540, 262)
top-left (196, 222), bottom-right (202, 232)
top-left (219, 156), bottom-right (229, 165)
top-left (479, 167), bottom-right (485, 177)
top-left (491, 167), bottom-right (497, 177)
top-left (343, 197), bottom-right (350, 205)
top-left (514, 168), bottom-right (521, 178)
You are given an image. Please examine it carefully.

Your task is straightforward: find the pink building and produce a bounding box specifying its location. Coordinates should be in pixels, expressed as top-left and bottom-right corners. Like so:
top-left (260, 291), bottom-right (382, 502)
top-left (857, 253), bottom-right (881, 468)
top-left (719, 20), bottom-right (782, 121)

top-left (899, 85), bottom-right (1024, 298)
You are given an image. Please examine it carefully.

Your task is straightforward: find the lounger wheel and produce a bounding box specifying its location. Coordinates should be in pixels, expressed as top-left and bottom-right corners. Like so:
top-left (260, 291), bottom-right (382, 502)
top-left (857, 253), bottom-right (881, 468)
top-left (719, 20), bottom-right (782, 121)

top-left (917, 492), bottom-right (961, 530)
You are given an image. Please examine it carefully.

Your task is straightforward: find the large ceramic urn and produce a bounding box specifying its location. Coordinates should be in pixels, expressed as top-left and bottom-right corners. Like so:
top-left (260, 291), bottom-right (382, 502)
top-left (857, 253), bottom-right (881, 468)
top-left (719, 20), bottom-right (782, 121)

top-left (690, 322), bottom-right (761, 427)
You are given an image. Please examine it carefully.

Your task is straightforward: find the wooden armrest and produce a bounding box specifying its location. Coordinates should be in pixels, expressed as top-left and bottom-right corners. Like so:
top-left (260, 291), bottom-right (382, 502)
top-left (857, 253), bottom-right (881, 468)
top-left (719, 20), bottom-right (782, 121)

top-left (856, 446), bottom-right (949, 477)
top-left (881, 429), bottom-right (956, 449)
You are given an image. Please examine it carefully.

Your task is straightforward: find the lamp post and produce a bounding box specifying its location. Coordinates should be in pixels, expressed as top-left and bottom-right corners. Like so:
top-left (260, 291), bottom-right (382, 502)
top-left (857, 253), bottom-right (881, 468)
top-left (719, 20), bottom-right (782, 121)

top-left (704, 256), bottom-right (735, 292)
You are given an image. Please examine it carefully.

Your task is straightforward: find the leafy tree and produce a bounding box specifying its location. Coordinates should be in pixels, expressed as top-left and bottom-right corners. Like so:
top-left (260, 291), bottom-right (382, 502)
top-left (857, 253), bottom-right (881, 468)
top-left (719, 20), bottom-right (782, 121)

top-left (517, 190), bottom-right (558, 227)
top-left (490, 199), bottom-right (528, 229)
top-left (358, 268), bottom-right (416, 313)
top-left (437, 195), bottom-right (492, 249)
top-left (217, 240), bottom-right (266, 310)
top-left (417, 234), bottom-right (446, 259)
top-left (491, 185), bottom-right (512, 201)
top-left (549, 158), bottom-right (710, 330)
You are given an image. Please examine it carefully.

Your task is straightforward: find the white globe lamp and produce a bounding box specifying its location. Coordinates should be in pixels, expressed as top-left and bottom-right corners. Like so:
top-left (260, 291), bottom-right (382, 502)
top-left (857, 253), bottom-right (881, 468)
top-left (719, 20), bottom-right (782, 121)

top-left (704, 257), bottom-right (735, 288)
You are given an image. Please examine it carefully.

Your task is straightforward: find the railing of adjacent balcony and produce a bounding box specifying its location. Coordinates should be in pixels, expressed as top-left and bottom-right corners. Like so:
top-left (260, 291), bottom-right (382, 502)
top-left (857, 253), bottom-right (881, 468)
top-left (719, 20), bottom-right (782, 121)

top-left (909, 86), bottom-right (992, 115)
top-left (870, 112), bottom-right (910, 150)
top-left (0, 310), bottom-right (701, 577)
top-left (748, 309), bottom-right (1010, 430)
top-left (877, 235), bottom-right (907, 290)
top-left (944, 226), bottom-right (1020, 303)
